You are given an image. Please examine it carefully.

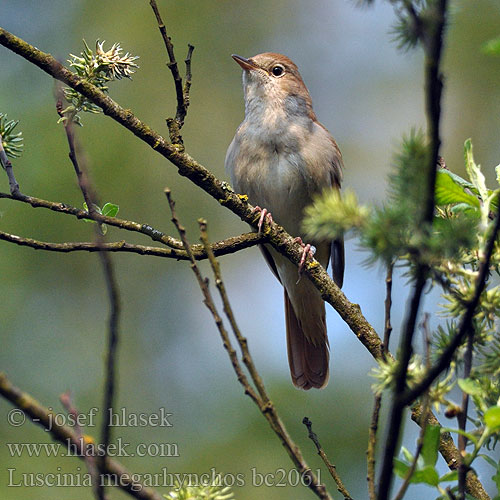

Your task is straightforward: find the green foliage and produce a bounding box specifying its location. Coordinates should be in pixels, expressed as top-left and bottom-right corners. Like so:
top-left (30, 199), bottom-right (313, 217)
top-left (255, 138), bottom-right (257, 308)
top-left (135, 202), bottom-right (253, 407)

top-left (82, 202), bottom-right (119, 235)
top-left (163, 482), bottom-right (234, 500)
top-left (0, 113), bottom-right (23, 158)
top-left (60, 40), bottom-right (139, 125)
top-left (306, 136), bottom-right (500, 497)
top-left (394, 425), bottom-right (444, 488)
top-left (302, 190), bottom-right (369, 240)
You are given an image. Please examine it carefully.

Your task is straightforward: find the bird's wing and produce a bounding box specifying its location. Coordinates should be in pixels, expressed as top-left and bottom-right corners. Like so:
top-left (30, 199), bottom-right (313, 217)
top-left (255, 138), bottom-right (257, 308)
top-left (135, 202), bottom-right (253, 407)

top-left (259, 244), bottom-right (282, 284)
top-left (325, 132), bottom-right (345, 288)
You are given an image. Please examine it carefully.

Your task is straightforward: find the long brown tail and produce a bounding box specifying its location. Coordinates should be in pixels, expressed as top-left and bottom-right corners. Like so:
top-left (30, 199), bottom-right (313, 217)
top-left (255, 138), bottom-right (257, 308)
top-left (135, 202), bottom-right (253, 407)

top-left (284, 290), bottom-right (329, 389)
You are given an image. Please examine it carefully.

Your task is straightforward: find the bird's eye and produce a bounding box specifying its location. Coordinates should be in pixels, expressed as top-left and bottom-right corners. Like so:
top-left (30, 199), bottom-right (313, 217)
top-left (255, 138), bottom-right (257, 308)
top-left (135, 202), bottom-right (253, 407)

top-left (271, 65), bottom-right (284, 77)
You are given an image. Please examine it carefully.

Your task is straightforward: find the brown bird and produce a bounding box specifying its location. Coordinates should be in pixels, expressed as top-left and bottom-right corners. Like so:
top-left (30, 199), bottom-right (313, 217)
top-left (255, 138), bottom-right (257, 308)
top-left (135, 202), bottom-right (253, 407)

top-left (225, 53), bottom-right (344, 389)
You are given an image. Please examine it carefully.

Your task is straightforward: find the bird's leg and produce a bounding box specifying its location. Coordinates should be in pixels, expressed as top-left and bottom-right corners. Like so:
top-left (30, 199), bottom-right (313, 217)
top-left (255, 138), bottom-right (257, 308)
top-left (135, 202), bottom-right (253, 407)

top-left (252, 206), bottom-right (273, 233)
top-left (294, 237), bottom-right (316, 283)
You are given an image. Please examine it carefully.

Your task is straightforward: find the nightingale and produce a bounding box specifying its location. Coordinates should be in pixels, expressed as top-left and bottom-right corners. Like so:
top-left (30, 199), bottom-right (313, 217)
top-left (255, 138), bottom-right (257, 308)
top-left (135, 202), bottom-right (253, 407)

top-left (225, 53), bottom-right (344, 389)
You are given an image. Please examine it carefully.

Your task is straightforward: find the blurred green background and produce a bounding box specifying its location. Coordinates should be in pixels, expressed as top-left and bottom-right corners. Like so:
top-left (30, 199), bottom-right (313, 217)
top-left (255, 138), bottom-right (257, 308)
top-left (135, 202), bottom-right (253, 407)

top-left (1, 1), bottom-right (499, 499)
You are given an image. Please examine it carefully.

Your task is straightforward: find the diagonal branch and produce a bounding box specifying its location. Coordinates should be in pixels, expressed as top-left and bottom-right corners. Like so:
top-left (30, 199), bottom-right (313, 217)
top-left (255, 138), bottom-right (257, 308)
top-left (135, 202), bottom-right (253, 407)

top-left (303, 417), bottom-right (352, 500)
top-left (403, 194), bottom-right (500, 405)
top-left (0, 372), bottom-right (164, 500)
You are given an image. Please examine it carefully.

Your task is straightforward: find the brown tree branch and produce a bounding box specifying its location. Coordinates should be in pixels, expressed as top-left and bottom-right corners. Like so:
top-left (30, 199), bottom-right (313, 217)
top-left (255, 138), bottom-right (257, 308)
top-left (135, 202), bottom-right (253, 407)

top-left (58, 112), bottom-right (120, 500)
top-left (383, 262), bottom-right (394, 355)
top-left (0, 191), bottom-right (264, 258)
top-left (0, 372), bottom-right (164, 500)
top-left (367, 394), bottom-right (381, 500)
top-left (149, 0), bottom-right (194, 143)
top-left (303, 417), bottom-right (353, 500)
top-left (60, 391), bottom-right (103, 500)
top-left (377, 1), bottom-right (448, 497)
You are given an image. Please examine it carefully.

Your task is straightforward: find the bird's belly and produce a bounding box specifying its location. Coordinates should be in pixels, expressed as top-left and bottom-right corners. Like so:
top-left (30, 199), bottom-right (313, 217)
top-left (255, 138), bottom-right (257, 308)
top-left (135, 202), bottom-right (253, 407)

top-left (235, 153), bottom-right (311, 237)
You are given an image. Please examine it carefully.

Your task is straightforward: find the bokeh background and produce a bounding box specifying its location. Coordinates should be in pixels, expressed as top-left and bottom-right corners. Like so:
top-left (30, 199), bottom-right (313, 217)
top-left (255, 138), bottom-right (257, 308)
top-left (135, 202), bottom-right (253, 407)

top-left (1, 1), bottom-right (499, 499)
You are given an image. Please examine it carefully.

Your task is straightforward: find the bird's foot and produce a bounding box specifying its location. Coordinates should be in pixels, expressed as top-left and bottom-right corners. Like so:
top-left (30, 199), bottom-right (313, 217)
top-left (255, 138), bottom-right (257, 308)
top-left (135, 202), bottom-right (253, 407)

top-left (294, 237), bottom-right (316, 283)
top-left (252, 206), bottom-right (273, 233)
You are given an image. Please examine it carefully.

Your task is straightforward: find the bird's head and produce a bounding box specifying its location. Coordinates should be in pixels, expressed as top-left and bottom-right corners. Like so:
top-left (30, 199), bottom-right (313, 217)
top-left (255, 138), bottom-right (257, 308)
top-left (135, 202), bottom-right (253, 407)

top-left (232, 53), bottom-right (314, 117)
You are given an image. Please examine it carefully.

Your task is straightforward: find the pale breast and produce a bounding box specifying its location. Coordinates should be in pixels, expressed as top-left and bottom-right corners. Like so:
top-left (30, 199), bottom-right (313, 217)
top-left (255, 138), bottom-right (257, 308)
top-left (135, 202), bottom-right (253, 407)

top-left (226, 118), bottom-right (335, 237)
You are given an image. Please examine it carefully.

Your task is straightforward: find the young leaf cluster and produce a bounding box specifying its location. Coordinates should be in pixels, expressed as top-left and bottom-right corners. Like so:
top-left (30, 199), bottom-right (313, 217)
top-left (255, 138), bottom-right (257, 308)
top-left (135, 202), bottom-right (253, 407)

top-left (61, 40), bottom-right (139, 125)
top-left (0, 113), bottom-right (23, 158)
top-left (82, 201), bottom-right (119, 235)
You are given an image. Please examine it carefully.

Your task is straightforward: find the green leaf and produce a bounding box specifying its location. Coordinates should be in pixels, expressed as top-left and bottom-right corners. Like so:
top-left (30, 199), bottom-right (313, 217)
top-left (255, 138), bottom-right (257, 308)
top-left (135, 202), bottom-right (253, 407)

top-left (394, 458), bottom-right (410, 478)
top-left (421, 425), bottom-right (440, 467)
top-left (485, 406), bottom-right (500, 430)
top-left (435, 170), bottom-right (480, 208)
top-left (450, 203), bottom-right (479, 216)
top-left (401, 446), bottom-right (414, 464)
top-left (412, 465), bottom-right (440, 486)
top-left (102, 202), bottom-right (119, 217)
top-left (482, 37), bottom-right (500, 56)
top-left (439, 470), bottom-right (458, 483)
top-left (82, 202), bottom-right (102, 223)
top-left (442, 427), bottom-right (479, 445)
top-left (458, 378), bottom-right (483, 396)
top-left (496, 164), bottom-right (500, 186)
top-left (464, 139), bottom-right (488, 202)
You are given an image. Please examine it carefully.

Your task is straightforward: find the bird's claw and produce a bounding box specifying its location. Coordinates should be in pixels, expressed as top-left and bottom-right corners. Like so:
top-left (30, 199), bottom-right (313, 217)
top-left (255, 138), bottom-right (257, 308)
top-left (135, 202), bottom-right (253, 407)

top-left (294, 237), bottom-right (316, 283)
top-left (252, 206), bottom-right (273, 233)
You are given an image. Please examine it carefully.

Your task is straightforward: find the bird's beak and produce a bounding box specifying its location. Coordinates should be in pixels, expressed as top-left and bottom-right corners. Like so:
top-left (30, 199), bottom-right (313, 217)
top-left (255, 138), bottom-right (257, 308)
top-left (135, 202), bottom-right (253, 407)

top-left (231, 54), bottom-right (259, 71)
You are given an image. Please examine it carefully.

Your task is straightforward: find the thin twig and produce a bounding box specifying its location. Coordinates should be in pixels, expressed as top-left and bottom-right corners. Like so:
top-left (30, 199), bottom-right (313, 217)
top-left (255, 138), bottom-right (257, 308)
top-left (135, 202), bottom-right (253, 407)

top-left (392, 398), bottom-right (429, 500)
top-left (377, 270), bottom-right (427, 499)
top-left (393, 317), bottom-right (432, 500)
top-left (383, 262), bottom-right (394, 356)
top-left (198, 219), bottom-right (331, 498)
top-left (367, 393), bottom-right (381, 500)
top-left (199, 219), bottom-right (269, 403)
top-left (0, 132), bottom-right (21, 195)
top-left (457, 324), bottom-right (474, 500)
top-left (303, 417), bottom-right (353, 500)
top-left (149, 0), bottom-right (194, 143)
top-left (165, 197), bottom-right (261, 408)
top-left (165, 192), bottom-right (331, 500)
top-left (367, 262), bottom-right (393, 498)
top-left (98, 248), bottom-right (120, 494)
top-left (59, 109), bottom-right (120, 500)
top-left (0, 372), bottom-right (164, 500)
top-left (0, 192), bottom-right (264, 257)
